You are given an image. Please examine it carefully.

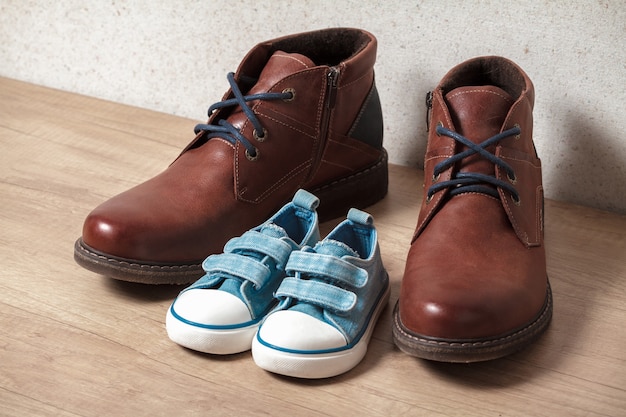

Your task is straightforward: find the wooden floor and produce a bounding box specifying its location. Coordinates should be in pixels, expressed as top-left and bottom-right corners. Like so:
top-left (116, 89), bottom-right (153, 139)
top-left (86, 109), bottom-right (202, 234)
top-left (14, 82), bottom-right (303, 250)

top-left (1, 76), bottom-right (624, 417)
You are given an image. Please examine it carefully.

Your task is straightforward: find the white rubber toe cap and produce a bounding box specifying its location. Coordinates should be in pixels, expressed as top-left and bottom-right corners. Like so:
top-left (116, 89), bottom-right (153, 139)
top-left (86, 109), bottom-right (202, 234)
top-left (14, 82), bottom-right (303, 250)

top-left (172, 289), bottom-right (251, 326)
top-left (258, 310), bottom-right (346, 351)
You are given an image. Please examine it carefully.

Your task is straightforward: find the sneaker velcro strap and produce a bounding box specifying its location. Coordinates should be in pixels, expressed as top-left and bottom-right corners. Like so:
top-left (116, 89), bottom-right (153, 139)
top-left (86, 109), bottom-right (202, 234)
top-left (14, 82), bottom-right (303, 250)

top-left (224, 231), bottom-right (293, 268)
top-left (198, 253), bottom-right (271, 289)
top-left (276, 277), bottom-right (357, 313)
top-left (285, 251), bottom-right (368, 288)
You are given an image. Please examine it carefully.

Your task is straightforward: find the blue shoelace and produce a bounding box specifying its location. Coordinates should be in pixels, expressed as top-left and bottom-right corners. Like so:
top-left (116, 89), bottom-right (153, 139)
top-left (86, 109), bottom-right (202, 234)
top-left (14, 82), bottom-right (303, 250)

top-left (427, 125), bottom-right (521, 203)
top-left (194, 72), bottom-right (293, 159)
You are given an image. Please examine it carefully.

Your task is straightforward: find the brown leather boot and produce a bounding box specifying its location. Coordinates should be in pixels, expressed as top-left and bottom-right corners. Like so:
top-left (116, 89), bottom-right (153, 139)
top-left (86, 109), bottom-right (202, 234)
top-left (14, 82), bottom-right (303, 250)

top-left (392, 56), bottom-right (552, 362)
top-left (74, 28), bottom-right (388, 284)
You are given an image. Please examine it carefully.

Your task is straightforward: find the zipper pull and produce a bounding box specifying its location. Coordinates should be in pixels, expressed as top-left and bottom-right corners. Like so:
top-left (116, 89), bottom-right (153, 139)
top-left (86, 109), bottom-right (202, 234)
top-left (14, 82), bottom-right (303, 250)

top-left (425, 91), bottom-right (433, 132)
top-left (326, 67), bottom-right (339, 109)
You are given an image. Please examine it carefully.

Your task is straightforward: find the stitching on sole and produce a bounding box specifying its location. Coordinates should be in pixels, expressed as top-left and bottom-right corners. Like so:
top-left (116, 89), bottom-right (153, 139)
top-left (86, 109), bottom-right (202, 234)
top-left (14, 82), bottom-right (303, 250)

top-left (76, 240), bottom-right (201, 273)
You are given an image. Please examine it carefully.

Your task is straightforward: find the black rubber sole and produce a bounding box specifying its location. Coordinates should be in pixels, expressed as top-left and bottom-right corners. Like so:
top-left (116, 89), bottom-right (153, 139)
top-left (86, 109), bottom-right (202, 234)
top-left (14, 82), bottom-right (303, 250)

top-left (74, 150), bottom-right (389, 284)
top-left (392, 280), bottom-right (553, 363)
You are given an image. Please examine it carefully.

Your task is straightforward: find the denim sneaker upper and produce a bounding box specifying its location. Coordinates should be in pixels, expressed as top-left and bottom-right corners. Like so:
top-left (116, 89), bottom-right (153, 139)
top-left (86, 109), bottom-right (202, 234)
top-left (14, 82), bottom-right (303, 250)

top-left (252, 208), bottom-right (390, 378)
top-left (166, 189), bottom-right (320, 354)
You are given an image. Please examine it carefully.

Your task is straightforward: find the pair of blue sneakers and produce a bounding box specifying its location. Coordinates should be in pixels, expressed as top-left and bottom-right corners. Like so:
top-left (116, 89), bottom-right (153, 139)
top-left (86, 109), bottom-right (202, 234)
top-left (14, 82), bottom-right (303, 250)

top-left (166, 189), bottom-right (390, 379)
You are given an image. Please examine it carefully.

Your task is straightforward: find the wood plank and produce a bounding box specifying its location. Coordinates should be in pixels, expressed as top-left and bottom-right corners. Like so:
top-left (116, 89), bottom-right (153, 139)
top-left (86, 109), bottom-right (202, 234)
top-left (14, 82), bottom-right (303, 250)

top-left (1, 77), bottom-right (624, 417)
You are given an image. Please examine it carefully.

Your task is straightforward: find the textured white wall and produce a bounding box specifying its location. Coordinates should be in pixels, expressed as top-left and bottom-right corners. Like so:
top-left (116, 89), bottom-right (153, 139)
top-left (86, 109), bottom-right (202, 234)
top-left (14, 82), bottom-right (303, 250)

top-left (1, 0), bottom-right (624, 213)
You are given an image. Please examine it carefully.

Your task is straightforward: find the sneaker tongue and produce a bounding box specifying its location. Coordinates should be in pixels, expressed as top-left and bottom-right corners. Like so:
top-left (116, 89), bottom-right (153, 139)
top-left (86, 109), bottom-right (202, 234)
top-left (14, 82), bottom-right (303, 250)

top-left (259, 222), bottom-right (289, 240)
top-left (314, 239), bottom-right (359, 258)
top-left (444, 85), bottom-right (514, 177)
top-left (229, 51), bottom-right (315, 130)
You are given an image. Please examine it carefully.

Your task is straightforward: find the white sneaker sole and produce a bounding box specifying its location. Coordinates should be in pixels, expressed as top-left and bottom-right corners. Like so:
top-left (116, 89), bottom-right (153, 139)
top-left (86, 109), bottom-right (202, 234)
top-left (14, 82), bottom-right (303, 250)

top-left (165, 308), bottom-right (258, 355)
top-left (251, 284), bottom-right (390, 378)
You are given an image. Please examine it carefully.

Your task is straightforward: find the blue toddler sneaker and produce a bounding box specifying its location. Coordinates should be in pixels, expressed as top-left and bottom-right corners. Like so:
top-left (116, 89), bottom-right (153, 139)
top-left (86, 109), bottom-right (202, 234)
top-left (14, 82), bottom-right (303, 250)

top-left (165, 189), bottom-right (320, 354)
top-left (252, 208), bottom-right (390, 378)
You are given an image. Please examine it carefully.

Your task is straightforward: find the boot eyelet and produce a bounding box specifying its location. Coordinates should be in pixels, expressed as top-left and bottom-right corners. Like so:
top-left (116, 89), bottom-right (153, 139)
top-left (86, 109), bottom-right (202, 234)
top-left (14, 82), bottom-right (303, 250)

top-left (432, 173), bottom-right (440, 183)
top-left (512, 194), bottom-right (521, 206)
top-left (507, 172), bottom-right (517, 184)
top-left (282, 88), bottom-right (295, 101)
top-left (436, 121), bottom-right (444, 136)
top-left (426, 194), bottom-right (433, 204)
top-left (514, 123), bottom-right (521, 140)
top-left (245, 148), bottom-right (260, 161)
top-left (253, 128), bottom-right (268, 142)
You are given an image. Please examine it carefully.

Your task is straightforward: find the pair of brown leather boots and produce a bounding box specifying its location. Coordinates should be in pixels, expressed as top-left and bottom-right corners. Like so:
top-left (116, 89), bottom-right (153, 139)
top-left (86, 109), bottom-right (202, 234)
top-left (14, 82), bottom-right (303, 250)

top-left (74, 28), bottom-right (552, 363)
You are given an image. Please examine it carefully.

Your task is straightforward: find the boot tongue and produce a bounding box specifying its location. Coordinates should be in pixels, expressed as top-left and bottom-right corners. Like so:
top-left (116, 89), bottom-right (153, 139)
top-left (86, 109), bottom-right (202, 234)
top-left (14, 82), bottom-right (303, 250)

top-left (228, 51), bottom-right (315, 130)
top-left (444, 85), bottom-right (514, 177)
top-left (248, 50), bottom-right (314, 95)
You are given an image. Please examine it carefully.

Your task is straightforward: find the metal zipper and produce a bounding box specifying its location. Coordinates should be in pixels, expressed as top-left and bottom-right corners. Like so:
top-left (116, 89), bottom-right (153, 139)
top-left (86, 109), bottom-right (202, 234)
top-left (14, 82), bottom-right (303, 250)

top-left (320, 67), bottom-right (339, 139)
top-left (307, 67), bottom-right (339, 182)
top-left (425, 91), bottom-right (433, 132)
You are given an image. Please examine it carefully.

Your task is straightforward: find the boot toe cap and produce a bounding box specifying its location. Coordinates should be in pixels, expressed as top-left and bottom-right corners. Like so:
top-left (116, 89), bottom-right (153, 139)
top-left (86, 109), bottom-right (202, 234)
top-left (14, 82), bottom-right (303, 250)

top-left (399, 284), bottom-right (538, 341)
top-left (81, 208), bottom-right (139, 259)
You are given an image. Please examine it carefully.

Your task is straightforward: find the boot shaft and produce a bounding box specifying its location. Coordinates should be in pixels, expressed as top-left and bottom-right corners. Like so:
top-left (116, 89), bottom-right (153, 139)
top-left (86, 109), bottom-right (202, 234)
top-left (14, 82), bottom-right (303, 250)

top-left (181, 28), bottom-right (384, 204)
